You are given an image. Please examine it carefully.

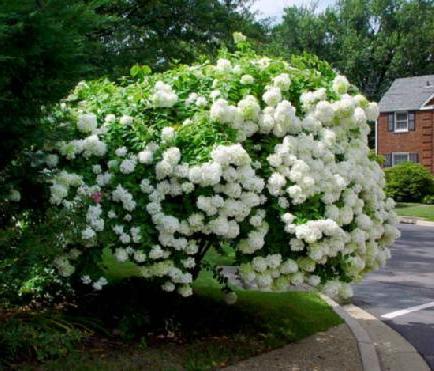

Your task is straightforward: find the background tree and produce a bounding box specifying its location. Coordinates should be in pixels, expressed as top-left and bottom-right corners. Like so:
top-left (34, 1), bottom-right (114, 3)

top-left (0, 0), bottom-right (108, 170)
top-left (96, 0), bottom-right (267, 77)
top-left (270, 0), bottom-right (434, 102)
top-left (0, 0), bottom-right (110, 224)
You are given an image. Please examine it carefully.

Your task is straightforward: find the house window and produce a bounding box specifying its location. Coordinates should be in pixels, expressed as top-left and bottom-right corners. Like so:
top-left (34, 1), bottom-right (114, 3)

top-left (384, 152), bottom-right (419, 167)
top-left (392, 152), bottom-right (409, 165)
top-left (394, 112), bottom-right (408, 132)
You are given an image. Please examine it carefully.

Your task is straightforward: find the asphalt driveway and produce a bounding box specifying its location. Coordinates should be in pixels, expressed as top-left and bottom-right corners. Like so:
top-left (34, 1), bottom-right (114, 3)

top-left (352, 224), bottom-right (434, 369)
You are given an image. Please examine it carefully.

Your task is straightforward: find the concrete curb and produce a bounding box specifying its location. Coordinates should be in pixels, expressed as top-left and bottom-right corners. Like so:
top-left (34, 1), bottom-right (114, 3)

top-left (344, 304), bottom-right (430, 371)
top-left (321, 294), bottom-right (430, 371)
top-left (399, 217), bottom-right (434, 227)
top-left (320, 294), bottom-right (381, 371)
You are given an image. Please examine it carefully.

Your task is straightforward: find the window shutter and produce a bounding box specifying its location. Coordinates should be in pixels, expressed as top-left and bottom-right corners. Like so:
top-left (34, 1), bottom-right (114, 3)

top-left (388, 113), bottom-right (395, 132)
top-left (384, 153), bottom-right (392, 167)
top-left (408, 111), bottom-right (416, 131)
top-left (409, 152), bottom-right (419, 163)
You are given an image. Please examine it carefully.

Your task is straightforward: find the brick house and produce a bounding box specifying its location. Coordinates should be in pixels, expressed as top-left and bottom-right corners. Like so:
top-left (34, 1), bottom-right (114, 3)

top-left (376, 75), bottom-right (434, 174)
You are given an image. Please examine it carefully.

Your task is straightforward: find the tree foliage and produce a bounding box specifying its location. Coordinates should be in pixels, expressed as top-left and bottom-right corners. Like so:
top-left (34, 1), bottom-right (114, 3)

top-left (0, 0), bottom-right (107, 170)
top-left (96, 0), bottom-right (267, 77)
top-left (270, 0), bottom-right (434, 101)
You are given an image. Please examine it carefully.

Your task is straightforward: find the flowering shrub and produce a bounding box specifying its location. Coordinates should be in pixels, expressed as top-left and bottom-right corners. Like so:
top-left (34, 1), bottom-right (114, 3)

top-left (39, 34), bottom-right (399, 301)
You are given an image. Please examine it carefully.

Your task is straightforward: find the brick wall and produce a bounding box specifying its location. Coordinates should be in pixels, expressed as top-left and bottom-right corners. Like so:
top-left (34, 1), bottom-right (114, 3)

top-left (377, 111), bottom-right (434, 173)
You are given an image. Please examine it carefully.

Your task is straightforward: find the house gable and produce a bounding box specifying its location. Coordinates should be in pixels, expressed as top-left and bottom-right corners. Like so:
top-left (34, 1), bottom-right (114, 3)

top-left (379, 75), bottom-right (434, 112)
top-left (421, 94), bottom-right (434, 110)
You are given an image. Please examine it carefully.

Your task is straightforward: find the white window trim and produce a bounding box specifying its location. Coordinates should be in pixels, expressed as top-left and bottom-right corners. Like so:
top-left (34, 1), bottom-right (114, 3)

top-left (394, 111), bottom-right (409, 133)
top-left (392, 152), bottom-right (409, 165)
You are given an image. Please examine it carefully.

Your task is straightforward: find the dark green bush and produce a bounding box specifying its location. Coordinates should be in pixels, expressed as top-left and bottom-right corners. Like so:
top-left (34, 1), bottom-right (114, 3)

top-left (0, 0), bottom-right (107, 169)
top-left (385, 162), bottom-right (434, 202)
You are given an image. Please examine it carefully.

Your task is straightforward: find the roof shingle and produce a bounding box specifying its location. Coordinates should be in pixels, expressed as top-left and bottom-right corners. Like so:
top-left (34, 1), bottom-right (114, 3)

top-left (378, 75), bottom-right (434, 112)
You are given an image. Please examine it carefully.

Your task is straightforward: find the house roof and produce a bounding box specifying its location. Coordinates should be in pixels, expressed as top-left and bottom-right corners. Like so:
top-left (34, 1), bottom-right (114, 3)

top-left (379, 75), bottom-right (434, 112)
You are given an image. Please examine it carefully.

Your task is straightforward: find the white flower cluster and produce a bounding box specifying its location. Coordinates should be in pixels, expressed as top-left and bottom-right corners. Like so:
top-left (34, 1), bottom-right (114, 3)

top-left (77, 113), bottom-right (98, 134)
top-left (59, 134), bottom-right (107, 160)
top-left (45, 44), bottom-right (398, 302)
top-left (151, 81), bottom-right (178, 108)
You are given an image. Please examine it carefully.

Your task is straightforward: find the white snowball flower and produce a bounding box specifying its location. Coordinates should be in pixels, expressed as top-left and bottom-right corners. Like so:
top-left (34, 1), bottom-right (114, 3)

top-left (163, 147), bottom-right (181, 165)
top-left (365, 102), bottom-right (379, 121)
top-left (238, 95), bottom-right (260, 120)
top-left (307, 275), bottom-right (321, 287)
top-left (196, 96), bottom-right (207, 107)
top-left (115, 248), bottom-right (128, 262)
top-left (186, 92), bottom-right (198, 105)
top-left (280, 259), bottom-right (298, 274)
top-left (162, 281), bottom-right (176, 292)
top-left (315, 101), bottom-right (335, 123)
top-left (161, 127), bottom-right (176, 142)
top-left (82, 135), bottom-right (107, 158)
top-left (240, 74), bottom-right (255, 85)
top-left (119, 233), bottom-right (131, 244)
top-left (134, 251), bottom-right (147, 263)
top-left (82, 227), bottom-right (96, 240)
top-left (50, 183), bottom-right (68, 205)
top-left (92, 164), bottom-right (102, 174)
top-left (115, 147), bottom-right (128, 157)
top-left (332, 75), bottom-right (350, 95)
top-left (120, 115), bottom-right (133, 125)
top-left (77, 113), bottom-right (97, 134)
top-left (46, 154), bottom-right (59, 168)
top-left (215, 58), bottom-right (232, 73)
top-left (210, 99), bottom-right (235, 124)
top-left (119, 158), bottom-right (137, 174)
top-left (152, 81), bottom-right (178, 107)
top-left (104, 114), bottom-right (116, 123)
top-left (149, 245), bottom-right (165, 259)
top-left (138, 150), bottom-right (153, 164)
top-left (262, 87), bottom-right (282, 107)
top-left (273, 73), bottom-right (291, 91)
top-left (178, 285), bottom-right (193, 297)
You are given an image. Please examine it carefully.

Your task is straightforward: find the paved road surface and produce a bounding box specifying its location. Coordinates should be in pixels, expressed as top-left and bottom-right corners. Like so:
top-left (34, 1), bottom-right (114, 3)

top-left (352, 224), bottom-right (434, 369)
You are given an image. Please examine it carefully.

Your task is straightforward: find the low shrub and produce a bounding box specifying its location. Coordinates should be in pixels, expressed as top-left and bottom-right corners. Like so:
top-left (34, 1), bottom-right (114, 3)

top-left (0, 312), bottom-right (88, 367)
top-left (385, 162), bottom-right (434, 202)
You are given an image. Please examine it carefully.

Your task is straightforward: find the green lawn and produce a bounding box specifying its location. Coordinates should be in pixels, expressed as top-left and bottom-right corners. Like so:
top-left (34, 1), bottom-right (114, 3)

top-left (5, 248), bottom-right (342, 370)
top-left (395, 202), bottom-right (434, 221)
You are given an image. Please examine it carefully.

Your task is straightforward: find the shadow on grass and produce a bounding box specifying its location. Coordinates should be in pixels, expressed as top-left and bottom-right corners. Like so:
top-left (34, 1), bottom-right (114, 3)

top-left (5, 276), bottom-right (342, 371)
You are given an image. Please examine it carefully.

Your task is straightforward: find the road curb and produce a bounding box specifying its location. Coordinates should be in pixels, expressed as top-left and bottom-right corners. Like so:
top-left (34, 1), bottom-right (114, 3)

top-left (321, 294), bottom-right (430, 371)
top-left (320, 294), bottom-right (381, 371)
top-left (344, 303), bottom-right (430, 371)
top-left (399, 217), bottom-right (434, 227)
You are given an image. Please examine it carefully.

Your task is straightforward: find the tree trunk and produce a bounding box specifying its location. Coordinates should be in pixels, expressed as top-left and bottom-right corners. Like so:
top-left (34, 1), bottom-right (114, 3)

top-left (191, 239), bottom-right (212, 280)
